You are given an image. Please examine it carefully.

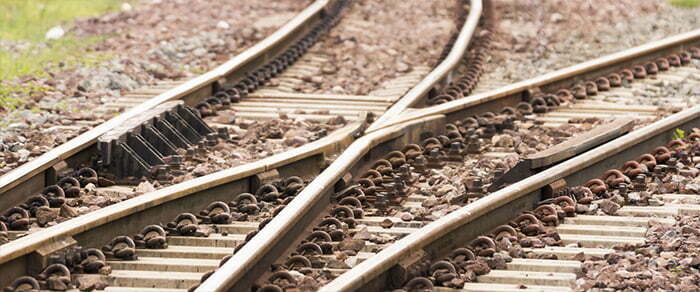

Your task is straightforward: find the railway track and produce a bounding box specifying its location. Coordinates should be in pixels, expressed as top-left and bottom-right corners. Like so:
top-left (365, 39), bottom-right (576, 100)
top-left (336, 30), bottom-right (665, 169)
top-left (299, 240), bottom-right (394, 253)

top-left (2, 0), bottom-right (700, 291)
top-left (229, 0), bottom-right (466, 123)
top-left (0, 0), bottom-right (482, 291)
top-left (0, 0), bottom-right (329, 205)
top-left (382, 147), bottom-right (699, 292)
top-left (0, 0), bottom-right (350, 246)
top-left (188, 29), bottom-right (700, 292)
top-left (322, 99), bottom-right (700, 292)
top-left (99, 177), bottom-right (309, 291)
top-left (313, 33), bottom-right (700, 291)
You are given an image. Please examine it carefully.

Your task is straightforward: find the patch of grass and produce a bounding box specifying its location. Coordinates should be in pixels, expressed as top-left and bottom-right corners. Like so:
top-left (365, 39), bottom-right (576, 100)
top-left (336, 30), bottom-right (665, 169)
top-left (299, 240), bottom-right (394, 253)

top-left (669, 0), bottom-right (700, 8)
top-left (0, 82), bottom-right (52, 111)
top-left (0, 37), bottom-right (107, 80)
top-left (0, 0), bottom-right (122, 41)
top-left (0, 0), bottom-right (125, 109)
top-left (0, 38), bottom-right (114, 109)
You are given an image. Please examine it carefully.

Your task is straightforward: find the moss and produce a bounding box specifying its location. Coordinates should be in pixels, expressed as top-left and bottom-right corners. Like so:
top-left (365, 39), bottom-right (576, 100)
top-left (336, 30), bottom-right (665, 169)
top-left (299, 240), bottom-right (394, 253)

top-left (669, 0), bottom-right (700, 7)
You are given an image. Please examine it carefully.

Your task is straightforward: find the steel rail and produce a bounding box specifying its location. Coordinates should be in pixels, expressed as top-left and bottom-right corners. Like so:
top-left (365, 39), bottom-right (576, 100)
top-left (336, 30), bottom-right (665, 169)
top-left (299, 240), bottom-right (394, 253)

top-left (322, 105), bottom-right (700, 291)
top-left (365, 0), bottom-right (483, 133)
top-left (0, 0), bottom-right (329, 206)
top-left (369, 28), bottom-right (700, 134)
top-left (194, 27), bottom-right (700, 291)
top-left (0, 0), bottom-right (476, 287)
top-left (195, 1), bottom-right (484, 290)
top-left (196, 116), bottom-right (445, 292)
top-left (0, 0), bottom-right (341, 285)
top-left (0, 122), bottom-right (360, 287)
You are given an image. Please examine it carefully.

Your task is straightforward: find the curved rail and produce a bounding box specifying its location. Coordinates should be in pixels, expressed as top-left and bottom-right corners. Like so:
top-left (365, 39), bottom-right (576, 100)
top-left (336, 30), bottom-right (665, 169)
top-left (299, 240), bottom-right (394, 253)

top-left (314, 28), bottom-right (700, 291)
top-left (195, 1), bottom-right (484, 291)
top-left (0, 0), bottom-right (329, 206)
top-left (323, 104), bottom-right (700, 291)
top-left (194, 27), bottom-right (700, 291)
top-left (0, 0), bottom-right (336, 287)
top-left (365, 0), bottom-right (483, 132)
top-left (7, 3), bottom-right (697, 292)
top-left (0, 0), bottom-right (483, 290)
top-left (369, 28), bottom-right (700, 134)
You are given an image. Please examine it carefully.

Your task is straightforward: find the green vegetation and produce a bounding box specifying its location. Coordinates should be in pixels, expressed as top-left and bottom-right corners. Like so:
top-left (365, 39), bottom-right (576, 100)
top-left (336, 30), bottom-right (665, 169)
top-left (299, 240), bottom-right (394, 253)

top-left (672, 128), bottom-right (686, 140)
top-left (0, 0), bottom-right (122, 41)
top-left (669, 0), bottom-right (700, 8)
top-left (0, 0), bottom-right (124, 109)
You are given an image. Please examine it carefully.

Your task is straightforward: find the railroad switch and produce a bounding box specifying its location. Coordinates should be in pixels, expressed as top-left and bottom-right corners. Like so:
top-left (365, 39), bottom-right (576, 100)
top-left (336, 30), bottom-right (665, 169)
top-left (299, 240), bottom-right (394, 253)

top-left (632, 174), bottom-right (647, 192)
top-left (614, 183), bottom-right (629, 196)
top-left (373, 193), bottom-right (389, 214)
top-left (397, 164), bottom-right (415, 185)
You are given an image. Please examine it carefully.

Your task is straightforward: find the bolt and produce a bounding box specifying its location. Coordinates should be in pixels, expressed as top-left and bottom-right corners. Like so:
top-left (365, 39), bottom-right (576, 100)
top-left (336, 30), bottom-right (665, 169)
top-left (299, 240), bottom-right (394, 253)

top-left (493, 168), bottom-right (505, 180)
top-left (484, 124), bottom-right (497, 138)
top-left (185, 148), bottom-right (196, 160)
top-left (666, 157), bottom-right (679, 173)
top-left (167, 155), bottom-right (183, 170)
top-left (397, 164), bottom-right (413, 184)
top-left (197, 140), bottom-right (208, 154)
top-left (501, 116), bottom-right (515, 130)
top-left (446, 142), bottom-right (464, 162)
top-left (413, 155), bottom-right (427, 173)
top-left (391, 181), bottom-right (406, 197)
top-left (615, 183), bottom-right (628, 196)
top-left (467, 135), bottom-right (482, 154)
top-left (427, 148), bottom-right (446, 169)
top-left (375, 193), bottom-right (388, 214)
top-left (633, 174), bottom-right (647, 192)
top-left (152, 165), bottom-right (171, 181)
top-left (676, 150), bottom-right (690, 165)
top-left (217, 127), bottom-right (230, 140)
top-left (206, 133), bottom-right (219, 147)
top-left (463, 176), bottom-right (483, 198)
top-left (653, 165), bottom-right (665, 178)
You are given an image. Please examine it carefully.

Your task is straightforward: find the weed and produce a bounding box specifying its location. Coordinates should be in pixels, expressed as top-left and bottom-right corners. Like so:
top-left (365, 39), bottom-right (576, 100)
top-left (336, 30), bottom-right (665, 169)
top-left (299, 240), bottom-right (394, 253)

top-left (672, 128), bottom-right (686, 140)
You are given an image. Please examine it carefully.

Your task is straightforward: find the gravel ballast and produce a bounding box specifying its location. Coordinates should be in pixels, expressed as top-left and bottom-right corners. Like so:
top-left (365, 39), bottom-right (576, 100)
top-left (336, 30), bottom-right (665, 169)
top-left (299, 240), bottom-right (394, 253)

top-left (0, 0), bottom-right (311, 175)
